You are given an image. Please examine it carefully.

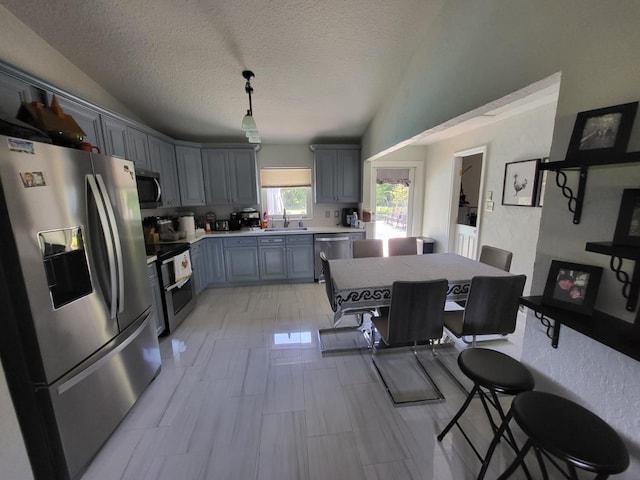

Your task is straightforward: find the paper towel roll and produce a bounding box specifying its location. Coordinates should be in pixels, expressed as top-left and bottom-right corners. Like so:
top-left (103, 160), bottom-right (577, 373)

top-left (179, 215), bottom-right (195, 237)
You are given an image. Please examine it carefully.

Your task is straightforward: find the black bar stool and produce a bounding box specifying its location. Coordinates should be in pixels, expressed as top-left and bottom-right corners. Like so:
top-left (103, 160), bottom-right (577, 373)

top-left (492, 391), bottom-right (629, 479)
top-left (437, 348), bottom-right (535, 478)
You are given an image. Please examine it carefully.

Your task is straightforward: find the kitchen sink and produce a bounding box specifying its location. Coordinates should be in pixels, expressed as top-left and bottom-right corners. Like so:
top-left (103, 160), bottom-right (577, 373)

top-left (264, 227), bottom-right (308, 232)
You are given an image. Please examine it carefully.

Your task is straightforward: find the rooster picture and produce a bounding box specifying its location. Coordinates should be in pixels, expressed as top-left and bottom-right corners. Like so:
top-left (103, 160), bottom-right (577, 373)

top-left (513, 173), bottom-right (528, 196)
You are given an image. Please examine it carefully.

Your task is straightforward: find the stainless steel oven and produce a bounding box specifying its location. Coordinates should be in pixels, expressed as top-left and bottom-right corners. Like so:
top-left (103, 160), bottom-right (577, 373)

top-left (155, 244), bottom-right (195, 333)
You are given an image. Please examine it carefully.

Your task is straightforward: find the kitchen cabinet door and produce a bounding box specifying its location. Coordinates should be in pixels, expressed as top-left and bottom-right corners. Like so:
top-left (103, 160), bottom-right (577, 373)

top-left (202, 148), bottom-right (258, 205)
top-left (205, 238), bottom-right (226, 285)
top-left (126, 126), bottom-right (151, 169)
top-left (175, 145), bottom-right (205, 206)
top-left (54, 96), bottom-right (105, 153)
top-left (202, 148), bottom-right (230, 204)
top-left (148, 135), bottom-right (181, 207)
top-left (314, 149), bottom-right (338, 203)
top-left (224, 237), bottom-right (259, 282)
top-left (337, 149), bottom-right (361, 202)
top-left (259, 236), bottom-right (287, 280)
top-left (228, 149), bottom-right (258, 204)
top-left (313, 147), bottom-right (361, 203)
top-left (286, 244), bottom-right (314, 280)
top-left (0, 72), bottom-right (32, 119)
top-left (101, 116), bottom-right (128, 159)
top-left (147, 263), bottom-right (165, 335)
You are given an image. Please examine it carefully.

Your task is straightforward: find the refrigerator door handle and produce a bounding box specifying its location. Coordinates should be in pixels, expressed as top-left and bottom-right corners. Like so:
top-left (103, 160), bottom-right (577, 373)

top-left (95, 174), bottom-right (125, 314)
top-left (87, 175), bottom-right (118, 318)
top-left (56, 312), bottom-right (151, 395)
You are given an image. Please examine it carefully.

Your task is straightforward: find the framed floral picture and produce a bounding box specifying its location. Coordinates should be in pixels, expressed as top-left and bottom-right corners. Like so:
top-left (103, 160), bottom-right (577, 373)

top-left (502, 158), bottom-right (540, 207)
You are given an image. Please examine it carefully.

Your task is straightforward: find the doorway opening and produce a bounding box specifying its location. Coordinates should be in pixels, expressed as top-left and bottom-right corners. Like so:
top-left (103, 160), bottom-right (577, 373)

top-left (451, 148), bottom-right (486, 259)
top-left (374, 168), bottom-right (413, 255)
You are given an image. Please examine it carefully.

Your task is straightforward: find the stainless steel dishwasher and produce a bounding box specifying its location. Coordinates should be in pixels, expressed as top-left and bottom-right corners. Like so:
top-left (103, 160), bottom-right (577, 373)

top-left (314, 233), bottom-right (351, 281)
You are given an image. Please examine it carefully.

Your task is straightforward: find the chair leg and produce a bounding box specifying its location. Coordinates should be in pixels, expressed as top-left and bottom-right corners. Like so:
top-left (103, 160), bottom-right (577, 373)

top-left (437, 385), bottom-right (480, 441)
top-left (497, 439), bottom-right (533, 480)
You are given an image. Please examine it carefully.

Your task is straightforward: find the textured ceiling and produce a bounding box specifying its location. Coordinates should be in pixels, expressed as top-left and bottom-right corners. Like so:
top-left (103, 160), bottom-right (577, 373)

top-left (3, 0), bottom-right (445, 144)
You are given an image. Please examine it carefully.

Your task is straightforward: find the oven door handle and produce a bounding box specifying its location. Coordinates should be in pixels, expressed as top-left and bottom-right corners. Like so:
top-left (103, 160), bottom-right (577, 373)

top-left (165, 276), bottom-right (191, 292)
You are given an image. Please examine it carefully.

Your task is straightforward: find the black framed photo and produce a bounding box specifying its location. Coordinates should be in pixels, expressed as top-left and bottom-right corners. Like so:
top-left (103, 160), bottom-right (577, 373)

top-left (613, 189), bottom-right (640, 247)
top-left (502, 158), bottom-right (539, 207)
top-left (536, 157), bottom-right (549, 207)
top-left (566, 101), bottom-right (638, 160)
top-left (542, 260), bottom-right (603, 314)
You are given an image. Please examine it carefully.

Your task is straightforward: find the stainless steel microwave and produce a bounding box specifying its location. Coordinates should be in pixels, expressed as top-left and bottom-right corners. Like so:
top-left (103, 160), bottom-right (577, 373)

top-left (135, 168), bottom-right (162, 208)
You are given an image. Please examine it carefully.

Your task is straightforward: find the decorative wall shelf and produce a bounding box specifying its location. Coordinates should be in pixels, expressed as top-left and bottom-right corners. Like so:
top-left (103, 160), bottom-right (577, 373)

top-left (585, 242), bottom-right (640, 311)
top-left (520, 296), bottom-right (640, 362)
top-left (539, 152), bottom-right (640, 224)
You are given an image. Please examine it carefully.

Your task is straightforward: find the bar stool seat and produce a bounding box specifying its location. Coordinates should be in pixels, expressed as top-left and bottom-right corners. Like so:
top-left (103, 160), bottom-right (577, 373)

top-left (437, 348), bottom-right (534, 475)
top-left (496, 391), bottom-right (629, 479)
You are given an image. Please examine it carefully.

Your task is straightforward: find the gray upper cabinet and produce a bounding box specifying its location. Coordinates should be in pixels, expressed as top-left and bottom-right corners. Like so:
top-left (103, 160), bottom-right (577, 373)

top-left (313, 147), bottom-right (361, 203)
top-left (202, 148), bottom-right (258, 205)
top-left (148, 135), bottom-right (181, 207)
top-left (54, 96), bottom-right (105, 153)
top-left (126, 126), bottom-right (151, 169)
top-left (0, 72), bottom-right (32, 118)
top-left (175, 145), bottom-right (205, 206)
top-left (101, 116), bottom-right (128, 159)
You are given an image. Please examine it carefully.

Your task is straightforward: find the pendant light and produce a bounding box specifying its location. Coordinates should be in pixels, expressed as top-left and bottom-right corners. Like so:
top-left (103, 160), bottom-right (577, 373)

top-left (241, 70), bottom-right (260, 143)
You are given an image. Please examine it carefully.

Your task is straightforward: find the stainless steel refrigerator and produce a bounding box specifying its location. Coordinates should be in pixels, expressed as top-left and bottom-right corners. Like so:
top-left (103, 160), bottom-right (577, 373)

top-left (0, 136), bottom-right (161, 479)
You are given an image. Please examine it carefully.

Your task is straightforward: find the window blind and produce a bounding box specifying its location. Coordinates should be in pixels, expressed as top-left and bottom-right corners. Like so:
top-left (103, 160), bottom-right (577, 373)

top-left (260, 168), bottom-right (312, 187)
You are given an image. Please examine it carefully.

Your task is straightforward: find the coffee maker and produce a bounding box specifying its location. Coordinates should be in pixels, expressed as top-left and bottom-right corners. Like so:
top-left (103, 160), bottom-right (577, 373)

top-left (341, 207), bottom-right (358, 227)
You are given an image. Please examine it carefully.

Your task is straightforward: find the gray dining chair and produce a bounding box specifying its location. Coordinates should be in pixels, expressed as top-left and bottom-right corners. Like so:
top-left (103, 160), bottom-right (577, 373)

top-left (443, 274), bottom-right (526, 347)
top-left (388, 237), bottom-right (419, 256)
top-left (478, 245), bottom-right (513, 272)
top-left (352, 238), bottom-right (384, 258)
top-left (370, 279), bottom-right (449, 404)
top-left (317, 252), bottom-right (376, 352)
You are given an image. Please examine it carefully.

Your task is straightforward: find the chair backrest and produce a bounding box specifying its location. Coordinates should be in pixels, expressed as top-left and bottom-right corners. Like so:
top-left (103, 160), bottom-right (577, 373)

top-left (384, 279), bottom-right (448, 344)
top-left (461, 275), bottom-right (526, 336)
top-left (388, 237), bottom-right (418, 256)
top-left (479, 245), bottom-right (513, 272)
top-left (353, 239), bottom-right (384, 258)
top-left (320, 252), bottom-right (337, 312)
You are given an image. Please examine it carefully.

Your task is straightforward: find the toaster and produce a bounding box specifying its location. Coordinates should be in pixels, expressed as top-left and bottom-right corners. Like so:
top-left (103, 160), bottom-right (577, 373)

top-left (214, 219), bottom-right (229, 231)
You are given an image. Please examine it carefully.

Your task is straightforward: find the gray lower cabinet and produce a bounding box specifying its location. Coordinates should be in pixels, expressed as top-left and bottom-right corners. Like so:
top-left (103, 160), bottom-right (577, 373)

top-left (259, 236), bottom-right (287, 280)
top-left (286, 235), bottom-right (314, 280)
top-left (148, 135), bottom-right (181, 207)
top-left (101, 115), bottom-right (128, 159)
top-left (204, 238), bottom-right (226, 285)
top-left (147, 262), bottom-right (165, 335)
top-left (54, 96), bottom-right (105, 153)
top-left (191, 241), bottom-right (211, 296)
top-left (175, 145), bottom-right (205, 206)
top-left (224, 237), bottom-right (260, 282)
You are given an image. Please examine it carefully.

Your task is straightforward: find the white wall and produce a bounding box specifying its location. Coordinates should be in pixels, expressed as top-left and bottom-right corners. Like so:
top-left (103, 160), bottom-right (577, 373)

top-left (362, 1), bottom-right (640, 475)
top-left (421, 102), bottom-right (556, 295)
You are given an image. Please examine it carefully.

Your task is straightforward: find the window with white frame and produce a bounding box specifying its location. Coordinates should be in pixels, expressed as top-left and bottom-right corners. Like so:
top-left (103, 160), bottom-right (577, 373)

top-left (260, 168), bottom-right (313, 220)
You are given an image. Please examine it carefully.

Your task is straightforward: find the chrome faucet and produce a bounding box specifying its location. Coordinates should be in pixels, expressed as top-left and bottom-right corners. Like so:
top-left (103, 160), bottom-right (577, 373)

top-left (283, 208), bottom-right (289, 228)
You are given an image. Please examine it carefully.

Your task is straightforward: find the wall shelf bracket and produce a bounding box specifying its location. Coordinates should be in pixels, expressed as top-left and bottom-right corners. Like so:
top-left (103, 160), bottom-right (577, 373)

top-left (553, 167), bottom-right (587, 224)
top-left (535, 311), bottom-right (560, 348)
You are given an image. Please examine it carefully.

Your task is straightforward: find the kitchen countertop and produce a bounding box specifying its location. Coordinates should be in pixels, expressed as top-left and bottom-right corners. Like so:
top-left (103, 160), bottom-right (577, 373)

top-left (177, 226), bottom-right (366, 244)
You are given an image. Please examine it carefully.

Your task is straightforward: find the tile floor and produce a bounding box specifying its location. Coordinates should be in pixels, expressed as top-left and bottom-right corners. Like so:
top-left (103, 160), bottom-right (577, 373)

top-left (80, 283), bottom-right (535, 480)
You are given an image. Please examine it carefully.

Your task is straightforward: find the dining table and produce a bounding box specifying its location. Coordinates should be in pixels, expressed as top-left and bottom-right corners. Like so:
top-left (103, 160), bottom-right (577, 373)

top-left (327, 253), bottom-right (512, 325)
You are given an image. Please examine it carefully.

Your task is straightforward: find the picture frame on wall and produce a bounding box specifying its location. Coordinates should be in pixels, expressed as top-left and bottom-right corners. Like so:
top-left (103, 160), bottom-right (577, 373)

top-left (542, 260), bottom-right (603, 314)
top-left (536, 157), bottom-right (550, 207)
top-left (502, 158), bottom-right (539, 207)
top-left (613, 188), bottom-right (640, 247)
top-left (566, 101), bottom-right (638, 160)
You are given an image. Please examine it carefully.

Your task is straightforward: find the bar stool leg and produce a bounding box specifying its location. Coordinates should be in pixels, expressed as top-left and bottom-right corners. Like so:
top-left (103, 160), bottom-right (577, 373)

top-left (437, 385), bottom-right (479, 441)
top-left (497, 439), bottom-right (533, 480)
